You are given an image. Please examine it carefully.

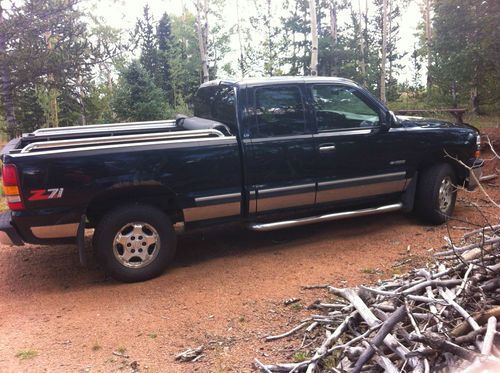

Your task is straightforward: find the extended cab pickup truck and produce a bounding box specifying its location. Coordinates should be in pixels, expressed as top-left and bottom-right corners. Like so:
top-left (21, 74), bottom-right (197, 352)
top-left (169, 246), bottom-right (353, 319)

top-left (0, 77), bottom-right (483, 282)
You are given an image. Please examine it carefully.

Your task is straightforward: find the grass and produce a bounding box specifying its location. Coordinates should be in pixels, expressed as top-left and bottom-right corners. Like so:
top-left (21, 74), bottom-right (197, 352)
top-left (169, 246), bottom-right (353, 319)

top-left (292, 351), bottom-right (310, 363)
top-left (290, 302), bottom-right (303, 311)
top-left (116, 346), bottom-right (126, 354)
top-left (148, 333), bottom-right (157, 339)
top-left (15, 349), bottom-right (37, 360)
top-left (360, 267), bottom-right (383, 275)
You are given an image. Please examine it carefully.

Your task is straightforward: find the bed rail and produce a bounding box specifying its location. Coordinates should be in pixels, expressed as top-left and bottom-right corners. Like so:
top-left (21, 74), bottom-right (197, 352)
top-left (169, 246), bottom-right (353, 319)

top-left (20, 129), bottom-right (225, 153)
top-left (31, 119), bottom-right (176, 135)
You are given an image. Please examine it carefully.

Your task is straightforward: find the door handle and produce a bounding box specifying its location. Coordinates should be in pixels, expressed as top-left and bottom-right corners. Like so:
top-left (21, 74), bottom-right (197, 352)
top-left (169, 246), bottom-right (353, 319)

top-left (319, 144), bottom-right (336, 153)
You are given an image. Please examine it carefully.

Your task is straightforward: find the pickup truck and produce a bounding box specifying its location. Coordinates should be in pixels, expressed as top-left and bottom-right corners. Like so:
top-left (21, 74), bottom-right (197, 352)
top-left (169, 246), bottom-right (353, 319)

top-left (0, 77), bottom-right (483, 282)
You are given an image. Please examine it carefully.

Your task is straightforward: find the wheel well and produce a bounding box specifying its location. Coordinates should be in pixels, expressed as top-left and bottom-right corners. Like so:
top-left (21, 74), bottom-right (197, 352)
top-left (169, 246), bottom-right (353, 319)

top-left (419, 159), bottom-right (467, 186)
top-left (86, 187), bottom-right (183, 228)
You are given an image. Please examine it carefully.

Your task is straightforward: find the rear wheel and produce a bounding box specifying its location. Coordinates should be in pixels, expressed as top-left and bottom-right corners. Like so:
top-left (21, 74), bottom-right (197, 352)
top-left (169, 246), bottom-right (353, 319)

top-left (415, 163), bottom-right (457, 224)
top-left (94, 204), bottom-right (176, 282)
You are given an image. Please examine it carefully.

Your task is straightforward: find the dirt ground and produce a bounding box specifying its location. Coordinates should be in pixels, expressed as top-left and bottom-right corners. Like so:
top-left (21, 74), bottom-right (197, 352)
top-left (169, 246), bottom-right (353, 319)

top-left (0, 148), bottom-right (498, 373)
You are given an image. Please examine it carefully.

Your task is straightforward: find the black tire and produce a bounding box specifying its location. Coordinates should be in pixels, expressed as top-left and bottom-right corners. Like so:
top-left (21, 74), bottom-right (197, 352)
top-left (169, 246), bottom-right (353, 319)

top-left (94, 204), bottom-right (176, 282)
top-left (415, 163), bottom-right (457, 225)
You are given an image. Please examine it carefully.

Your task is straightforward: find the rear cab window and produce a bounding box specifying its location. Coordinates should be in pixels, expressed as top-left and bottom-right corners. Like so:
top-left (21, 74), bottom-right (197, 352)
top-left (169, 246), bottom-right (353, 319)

top-left (194, 85), bottom-right (237, 130)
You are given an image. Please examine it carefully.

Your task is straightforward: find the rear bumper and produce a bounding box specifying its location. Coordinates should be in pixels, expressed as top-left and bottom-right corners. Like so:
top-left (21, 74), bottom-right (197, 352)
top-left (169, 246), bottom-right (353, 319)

top-left (0, 212), bottom-right (24, 246)
top-left (0, 208), bottom-right (82, 246)
top-left (466, 159), bottom-right (483, 191)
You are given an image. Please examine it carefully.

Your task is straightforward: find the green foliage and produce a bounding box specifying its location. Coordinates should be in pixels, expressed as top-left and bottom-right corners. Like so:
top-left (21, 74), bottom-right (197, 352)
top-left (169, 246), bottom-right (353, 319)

top-left (2, 0), bottom-right (498, 133)
top-left (430, 0), bottom-right (500, 113)
top-left (112, 61), bottom-right (170, 121)
top-left (169, 12), bottom-right (202, 108)
top-left (137, 5), bottom-right (158, 79)
top-left (156, 13), bottom-right (173, 104)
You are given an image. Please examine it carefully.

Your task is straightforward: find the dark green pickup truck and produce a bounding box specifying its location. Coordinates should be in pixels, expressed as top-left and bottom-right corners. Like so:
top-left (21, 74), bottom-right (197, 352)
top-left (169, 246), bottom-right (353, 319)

top-left (0, 76), bottom-right (483, 282)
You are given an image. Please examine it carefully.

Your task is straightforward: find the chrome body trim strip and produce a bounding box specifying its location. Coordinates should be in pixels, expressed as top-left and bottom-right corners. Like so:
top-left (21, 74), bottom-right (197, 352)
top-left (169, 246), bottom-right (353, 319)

top-left (31, 223), bottom-right (79, 239)
top-left (21, 129), bottom-right (225, 153)
top-left (194, 192), bottom-right (241, 203)
top-left (259, 183), bottom-right (316, 195)
top-left (318, 172), bottom-right (406, 187)
top-left (11, 136), bottom-right (238, 158)
top-left (249, 134), bottom-right (314, 142)
top-left (248, 203), bottom-right (403, 231)
top-left (313, 129), bottom-right (372, 137)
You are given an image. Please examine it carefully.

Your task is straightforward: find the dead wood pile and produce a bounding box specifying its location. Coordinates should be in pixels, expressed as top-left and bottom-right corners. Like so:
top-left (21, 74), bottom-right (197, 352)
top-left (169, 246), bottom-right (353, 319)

top-left (255, 225), bottom-right (500, 373)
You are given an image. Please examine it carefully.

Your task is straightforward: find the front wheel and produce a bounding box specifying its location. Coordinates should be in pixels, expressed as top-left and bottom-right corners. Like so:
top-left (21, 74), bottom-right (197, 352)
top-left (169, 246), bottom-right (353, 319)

top-left (94, 204), bottom-right (177, 282)
top-left (415, 163), bottom-right (458, 225)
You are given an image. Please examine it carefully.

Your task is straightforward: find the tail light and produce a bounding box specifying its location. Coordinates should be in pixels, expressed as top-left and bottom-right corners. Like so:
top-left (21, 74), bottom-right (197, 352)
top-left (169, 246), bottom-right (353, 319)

top-left (2, 164), bottom-right (24, 210)
top-left (474, 134), bottom-right (481, 159)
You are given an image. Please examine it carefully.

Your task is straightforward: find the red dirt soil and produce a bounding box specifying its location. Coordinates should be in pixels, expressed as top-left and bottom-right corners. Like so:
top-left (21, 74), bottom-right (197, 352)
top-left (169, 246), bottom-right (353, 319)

top-left (0, 149), bottom-right (498, 373)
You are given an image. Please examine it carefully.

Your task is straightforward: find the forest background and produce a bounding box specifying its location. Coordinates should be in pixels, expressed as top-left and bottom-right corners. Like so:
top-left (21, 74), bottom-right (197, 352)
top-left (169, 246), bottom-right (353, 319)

top-left (0, 0), bottom-right (498, 139)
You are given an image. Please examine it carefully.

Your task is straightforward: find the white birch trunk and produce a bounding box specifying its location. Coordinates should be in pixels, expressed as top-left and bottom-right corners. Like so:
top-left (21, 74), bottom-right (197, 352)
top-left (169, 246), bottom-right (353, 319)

top-left (309, 0), bottom-right (318, 76)
top-left (425, 0), bottom-right (432, 92)
top-left (195, 0), bottom-right (209, 83)
top-left (380, 0), bottom-right (388, 103)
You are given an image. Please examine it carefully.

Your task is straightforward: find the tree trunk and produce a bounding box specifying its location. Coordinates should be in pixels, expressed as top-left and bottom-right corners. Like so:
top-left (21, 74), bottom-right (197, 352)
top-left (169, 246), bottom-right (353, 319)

top-left (266, 0), bottom-right (273, 76)
top-left (195, 0), bottom-right (209, 83)
top-left (329, 1), bottom-right (338, 76)
top-left (309, 0), bottom-right (318, 76)
top-left (380, 0), bottom-right (388, 102)
top-left (0, 2), bottom-right (17, 138)
top-left (236, 0), bottom-right (245, 77)
top-left (425, 0), bottom-right (432, 92)
top-left (358, 0), bottom-right (366, 87)
top-left (470, 87), bottom-right (480, 115)
top-left (451, 81), bottom-right (457, 108)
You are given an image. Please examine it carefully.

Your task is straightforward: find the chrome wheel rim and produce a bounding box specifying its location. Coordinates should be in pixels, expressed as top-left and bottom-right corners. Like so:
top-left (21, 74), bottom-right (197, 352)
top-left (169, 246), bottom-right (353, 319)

top-left (113, 222), bottom-right (160, 268)
top-left (438, 176), bottom-right (454, 213)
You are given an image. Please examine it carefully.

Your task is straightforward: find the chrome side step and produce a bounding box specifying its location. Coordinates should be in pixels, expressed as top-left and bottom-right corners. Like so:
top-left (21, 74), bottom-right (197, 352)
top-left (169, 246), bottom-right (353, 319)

top-left (248, 203), bottom-right (403, 232)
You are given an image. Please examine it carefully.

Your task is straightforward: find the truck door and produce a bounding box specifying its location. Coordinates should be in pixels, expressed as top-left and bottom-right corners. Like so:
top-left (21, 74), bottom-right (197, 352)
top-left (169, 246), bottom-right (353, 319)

top-left (241, 84), bottom-right (317, 214)
top-left (307, 84), bottom-right (410, 208)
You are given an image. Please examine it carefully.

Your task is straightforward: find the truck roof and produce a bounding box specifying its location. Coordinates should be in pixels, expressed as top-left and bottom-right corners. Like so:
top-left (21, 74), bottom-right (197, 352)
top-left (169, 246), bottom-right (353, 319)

top-left (199, 76), bottom-right (360, 89)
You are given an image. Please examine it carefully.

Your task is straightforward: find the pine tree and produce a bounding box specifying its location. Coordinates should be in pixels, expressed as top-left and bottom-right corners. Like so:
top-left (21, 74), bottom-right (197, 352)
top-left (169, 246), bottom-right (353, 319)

top-left (156, 13), bottom-right (173, 104)
top-left (137, 5), bottom-right (158, 79)
top-left (112, 61), bottom-right (168, 121)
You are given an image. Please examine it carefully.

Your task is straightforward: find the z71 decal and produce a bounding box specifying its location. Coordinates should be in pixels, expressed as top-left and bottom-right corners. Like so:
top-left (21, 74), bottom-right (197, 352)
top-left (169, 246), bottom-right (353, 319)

top-left (28, 188), bottom-right (64, 201)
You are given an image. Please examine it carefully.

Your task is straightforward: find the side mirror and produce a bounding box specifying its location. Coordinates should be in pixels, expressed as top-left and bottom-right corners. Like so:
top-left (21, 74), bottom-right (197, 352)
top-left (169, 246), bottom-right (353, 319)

top-left (381, 110), bottom-right (397, 130)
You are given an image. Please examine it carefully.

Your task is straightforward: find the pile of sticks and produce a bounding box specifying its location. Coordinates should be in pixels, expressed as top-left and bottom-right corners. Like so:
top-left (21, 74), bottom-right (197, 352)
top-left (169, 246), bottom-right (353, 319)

top-left (255, 225), bottom-right (500, 372)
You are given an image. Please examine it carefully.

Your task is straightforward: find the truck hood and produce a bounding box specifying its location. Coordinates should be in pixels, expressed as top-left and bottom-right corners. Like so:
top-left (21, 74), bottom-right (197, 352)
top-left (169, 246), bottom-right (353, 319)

top-left (396, 115), bottom-right (478, 132)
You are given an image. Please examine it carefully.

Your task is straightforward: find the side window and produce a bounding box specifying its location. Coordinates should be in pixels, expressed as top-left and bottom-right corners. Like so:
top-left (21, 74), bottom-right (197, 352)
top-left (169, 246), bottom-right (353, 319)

top-left (311, 85), bottom-right (380, 131)
top-left (253, 86), bottom-right (306, 138)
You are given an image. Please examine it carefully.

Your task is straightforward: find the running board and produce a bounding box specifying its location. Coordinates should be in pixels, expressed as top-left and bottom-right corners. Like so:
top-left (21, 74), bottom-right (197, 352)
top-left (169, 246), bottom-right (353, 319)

top-left (248, 203), bottom-right (403, 232)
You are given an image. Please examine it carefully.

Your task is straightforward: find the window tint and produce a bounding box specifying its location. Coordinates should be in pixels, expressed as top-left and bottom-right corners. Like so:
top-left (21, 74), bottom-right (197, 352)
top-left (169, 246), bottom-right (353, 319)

top-left (193, 85), bottom-right (236, 127)
top-left (253, 86), bottom-right (306, 138)
top-left (311, 85), bottom-right (379, 131)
